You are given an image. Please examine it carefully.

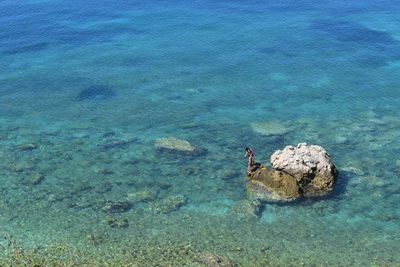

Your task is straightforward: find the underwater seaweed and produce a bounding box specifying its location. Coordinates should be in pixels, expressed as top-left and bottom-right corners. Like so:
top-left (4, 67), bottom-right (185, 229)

top-left (77, 85), bottom-right (116, 101)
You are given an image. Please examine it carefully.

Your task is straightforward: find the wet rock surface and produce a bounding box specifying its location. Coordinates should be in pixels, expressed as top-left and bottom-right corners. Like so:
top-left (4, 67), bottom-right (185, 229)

top-left (247, 143), bottom-right (338, 202)
top-left (247, 167), bottom-right (301, 202)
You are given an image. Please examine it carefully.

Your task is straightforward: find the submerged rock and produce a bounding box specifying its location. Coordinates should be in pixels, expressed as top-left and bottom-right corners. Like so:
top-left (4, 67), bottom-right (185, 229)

top-left (154, 137), bottom-right (204, 155)
top-left (342, 166), bottom-right (364, 176)
top-left (195, 253), bottom-right (232, 267)
top-left (231, 199), bottom-right (262, 219)
top-left (250, 121), bottom-right (291, 136)
top-left (28, 173), bottom-right (45, 185)
top-left (17, 143), bottom-right (38, 151)
top-left (101, 201), bottom-right (131, 213)
top-left (86, 232), bottom-right (107, 245)
top-left (101, 137), bottom-right (138, 150)
top-left (149, 195), bottom-right (187, 214)
top-left (218, 169), bottom-right (241, 180)
top-left (247, 143), bottom-right (338, 202)
top-left (126, 189), bottom-right (158, 202)
top-left (103, 216), bottom-right (129, 228)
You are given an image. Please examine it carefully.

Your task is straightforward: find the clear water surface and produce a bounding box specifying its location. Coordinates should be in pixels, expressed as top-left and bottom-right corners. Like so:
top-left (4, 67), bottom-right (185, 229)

top-left (0, 0), bottom-right (399, 266)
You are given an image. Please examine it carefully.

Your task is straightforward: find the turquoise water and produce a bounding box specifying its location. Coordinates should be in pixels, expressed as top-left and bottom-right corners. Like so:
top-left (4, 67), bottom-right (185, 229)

top-left (0, 0), bottom-right (399, 265)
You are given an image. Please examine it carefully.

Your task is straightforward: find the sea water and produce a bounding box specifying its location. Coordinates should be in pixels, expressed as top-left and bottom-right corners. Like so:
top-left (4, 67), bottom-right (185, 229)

top-left (0, 0), bottom-right (399, 266)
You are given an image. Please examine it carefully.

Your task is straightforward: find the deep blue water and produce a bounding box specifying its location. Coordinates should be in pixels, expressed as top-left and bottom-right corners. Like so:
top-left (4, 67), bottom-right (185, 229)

top-left (0, 0), bottom-right (399, 265)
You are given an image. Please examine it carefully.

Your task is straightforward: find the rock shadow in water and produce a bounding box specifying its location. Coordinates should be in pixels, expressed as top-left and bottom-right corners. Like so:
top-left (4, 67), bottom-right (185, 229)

top-left (310, 20), bottom-right (400, 66)
top-left (310, 19), bottom-right (399, 47)
top-left (1, 42), bottom-right (49, 55)
top-left (77, 85), bottom-right (116, 101)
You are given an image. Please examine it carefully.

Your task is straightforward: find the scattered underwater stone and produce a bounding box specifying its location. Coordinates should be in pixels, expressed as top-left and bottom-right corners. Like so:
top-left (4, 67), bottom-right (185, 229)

top-left (218, 169), bottom-right (241, 180)
top-left (17, 143), bottom-right (38, 151)
top-left (268, 72), bottom-right (290, 81)
top-left (247, 143), bottom-right (338, 202)
top-left (47, 193), bottom-right (63, 203)
top-left (12, 161), bottom-right (34, 172)
top-left (149, 195), bottom-right (187, 214)
top-left (101, 137), bottom-right (138, 150)
top-left (86, 232), bottom-right (107, 245)
top-left (101, 201), bottom-right (131, 213)
top-left (354, 175), bottom-right (388, 187)
top-left (94, 167), bottom-right (113, 175)
top-left (28, 173), bottom-right (45, 185)
top-left (333, 135), bottom-right (349, 144)
top-left (342, 166), bottom-right (364, 176)
top-left (103, 216), bottom-right (129, 228)
top-left (126, 190), bottom-right (158, 202)
top-left (102, 131), bottom-right (116, 137)
top-left (194, 253), bottom-right (232, 267)
top-left (179, 122), bottom-right (200, 129)
top-left (181, 166), bottom-right (202, 176)
top-left (250, 121), bottom-right (291, 136)
top-left (95, 183), bottom-right (113, 194)
top-left (185, 88), bottom-right (204, 94)
top-left (231, 199), bottom-right (262, 219)
top-left (70, 183), bottom-right (93, 194)
top-left (67, 123), bottom-right (93, 130)
top-left (72, 131), bottom-right (90, 139)
top-left (154, 137), bottom-right (205, 155)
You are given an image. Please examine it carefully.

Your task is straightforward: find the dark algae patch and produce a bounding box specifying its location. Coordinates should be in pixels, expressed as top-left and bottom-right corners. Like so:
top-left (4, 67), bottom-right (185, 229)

top-left (77, 85), bottom-right (116, 101)
top-left (310, 20), bottom-right (398, 46)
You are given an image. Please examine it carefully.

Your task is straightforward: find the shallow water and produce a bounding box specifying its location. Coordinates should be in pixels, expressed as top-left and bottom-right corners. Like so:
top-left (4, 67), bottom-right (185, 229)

top-left (0, 0), bottom-right (399, 266)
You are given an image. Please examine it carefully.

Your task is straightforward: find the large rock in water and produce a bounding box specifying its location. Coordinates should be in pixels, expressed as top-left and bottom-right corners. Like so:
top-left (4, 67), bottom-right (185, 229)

top-left (247, 143), bottom-right (338, 202)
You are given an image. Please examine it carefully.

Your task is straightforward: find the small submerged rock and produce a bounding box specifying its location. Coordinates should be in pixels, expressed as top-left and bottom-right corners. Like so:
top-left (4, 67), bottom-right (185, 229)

top-left (28, 173), bottom-right (45, 185)
top-left (126, 189), bottom-right (158, 202)
top-left (101, 137), bottom-right (138, 150)
top-left (250, 121), bottom-right (291, 136)
top-left (12, 161), bottom-right (34, 172)
top-left (218, 169), bottom-right (241, 180)
top-left (195, 253), bottom-right (232, 267)
top-left (342, 166), bottom-right (364, 176)
top-left (354, 175), bottom-right (388, 187)
top-left (154, 137), bottom-right (205, 155)
top-left (149, 195), bottom-right (187, 214)
top-left (101, 201), bottom-right (131, 213)
top-left (94, 167), bottom-right (113, 175)
top-left (86, 232), bottom-right (107, 245)
top-left (182, 166), bottom-right (202, 176)
top-left (95, 182), bottom-right (113, 193)
top-left (231, 199), bottom-right (262, 219)
top-left (17, 143), bottom-right (38, 151)
top-left (103, 216), bottom-right (129, 228)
